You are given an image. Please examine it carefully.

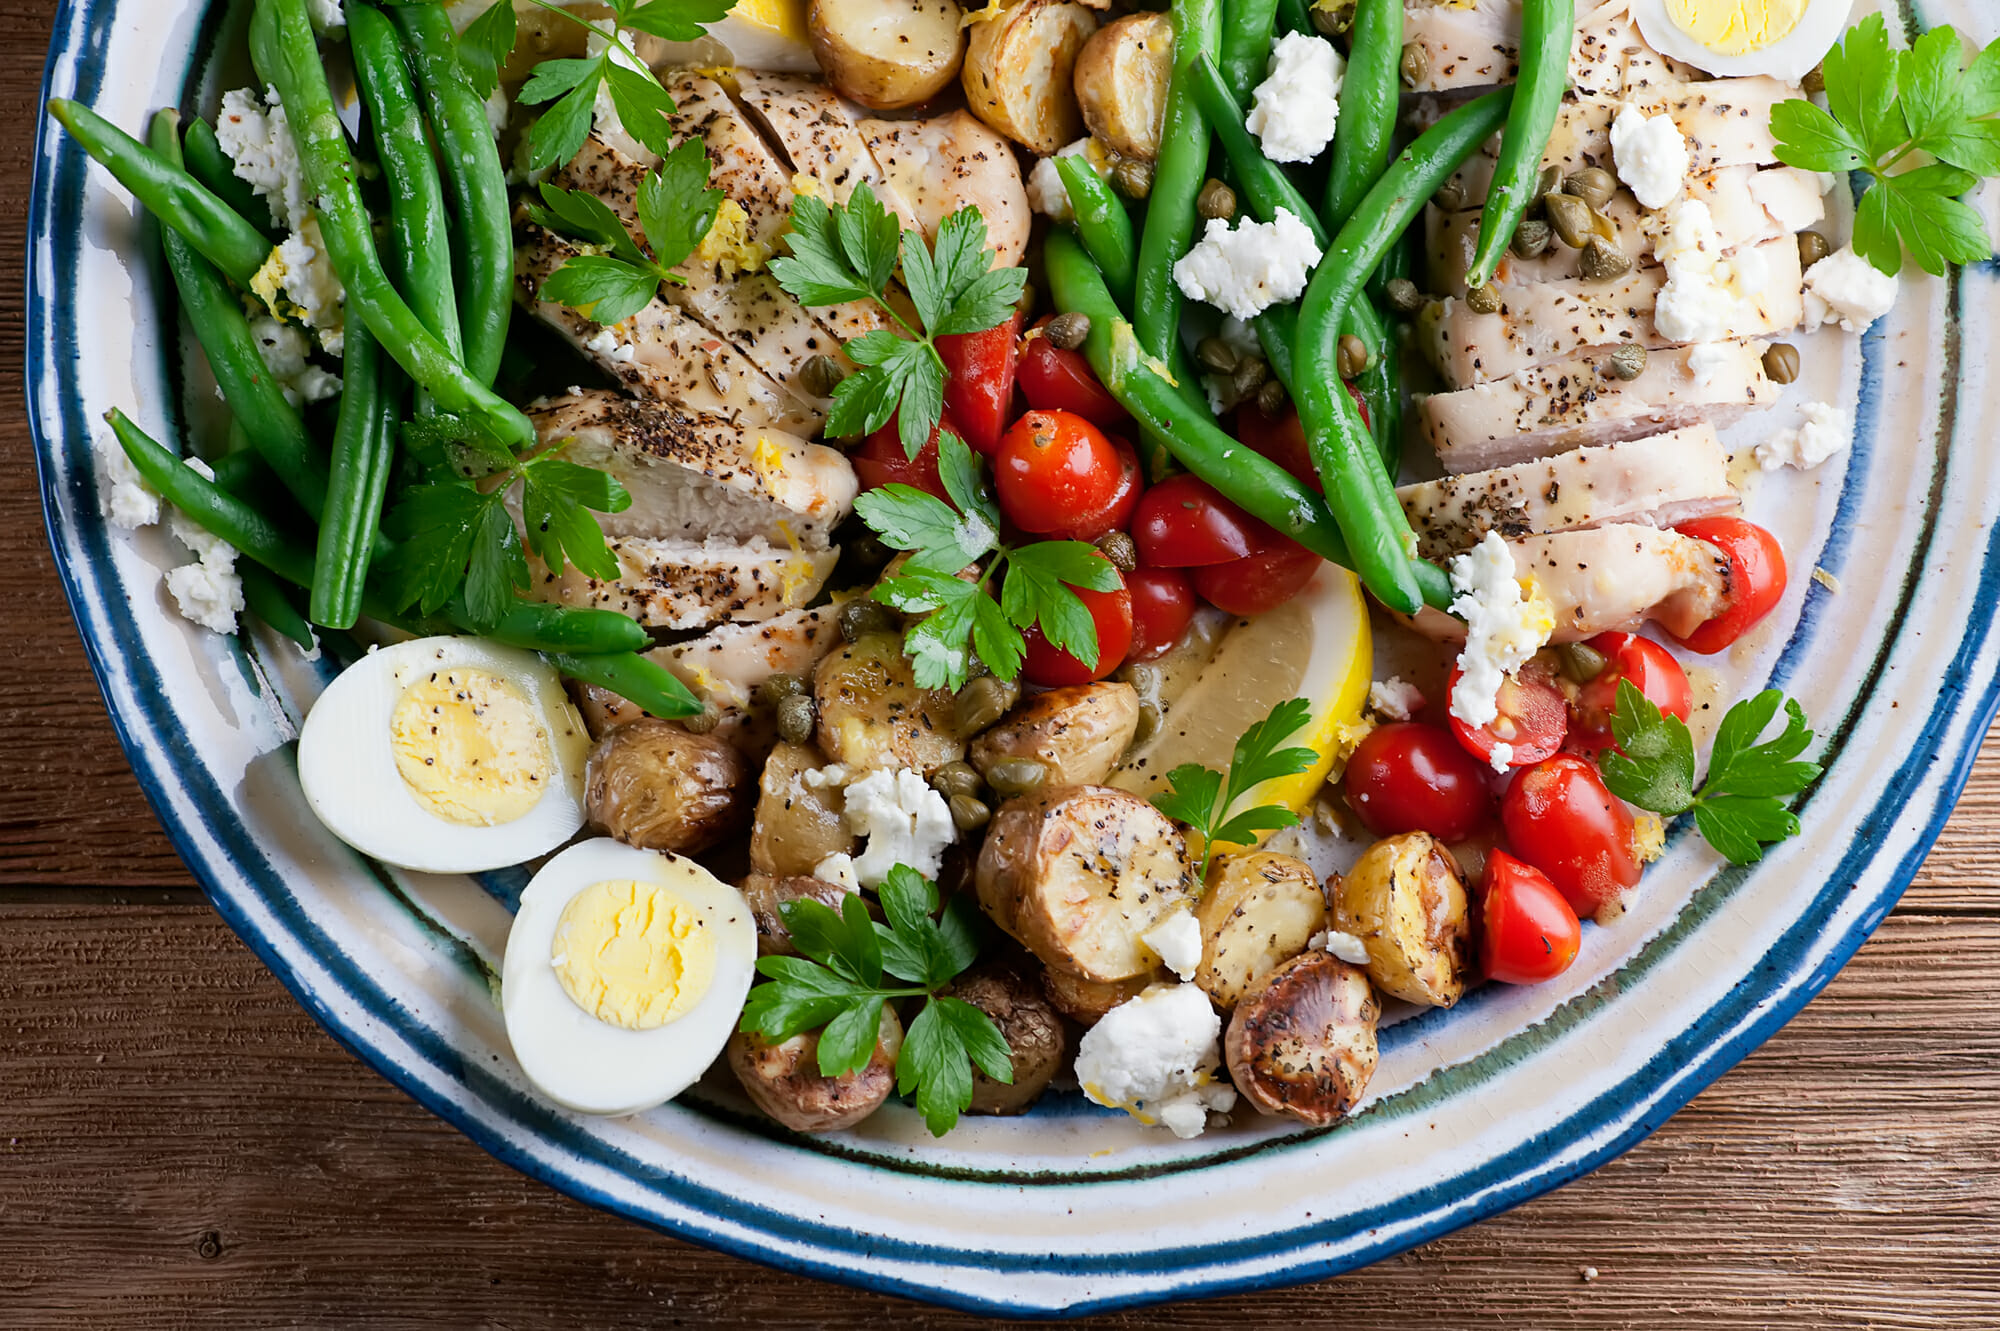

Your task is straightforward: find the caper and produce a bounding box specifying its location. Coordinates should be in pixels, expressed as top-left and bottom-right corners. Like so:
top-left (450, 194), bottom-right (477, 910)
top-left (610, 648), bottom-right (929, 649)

top-left (797, 353), bottom-right (846, 399)
top-left (756, 672), bottom-right (809, 707)
top-left (1544, 193), bottom-right (1593, 249)
top-left (682, 705), bottom-right (720, 735)
top-left (1044, 310), bottom-right (1091, 350)
top-left (949, 794), bottom-right (992, 834)
top-left (844, 531), bottom-right (893, 572)
top-left (837, 597), bottom-right (897, 643)
top-left (1587, 206), bottom-right (1618, 243)
top-left (1096, 529), bottom-right (1139, 573)
top-left (1578, 236), bottom-right (1633, 282)
top-left (1196, 335), bottom-right (1239, 374)
top-left (1511, 218), bottom-right (1552, 260)
top-left (1465, 282), bottom-right (1502, 316)
top-left (1400, 41), bottom-right (1429, 89)
top-left (1762, 342), bottom-right (1801, 385)
top-left (775, 693), bottom-right (817, 746)
top-left (1231, 354), bottom-right (1269, 399)
top-left (1131, 700), bottom-right (1162, 749)
top-left (1385, 277), bottom-right (1424, 313)
top-left (1310, 0), bottom-right (1352, 36)
top-left (1197, 178), bottom-right (1238, 221)
top-left (1336, 332), bottom-right (1370, 378)
top-left (984, 757), bottom-right (1050, 800)
top-left (1607, 344), bottom-right (1648, 381)
top-left (1797, 230), bottom-right (1830, 271)
top-left (931, 760), bottom-right (985, 802)
top-left (1111, 156), bottom-right (1153, 200)
top-left (954, 674), bottom-right (1019, 737)
top-left (1433, 179), bottom-right (1466, 212)
top-left (1017, 282), bottom-right (1038, 325)
top-left (1557, 641), bottom-right (1608, 683)
top-left (1564, 166), bottom-right (1617, 212)
top-left (1256, 377), bottom-right (1288, 415)
top-left (1802, 63), bottom-right (1825, 95)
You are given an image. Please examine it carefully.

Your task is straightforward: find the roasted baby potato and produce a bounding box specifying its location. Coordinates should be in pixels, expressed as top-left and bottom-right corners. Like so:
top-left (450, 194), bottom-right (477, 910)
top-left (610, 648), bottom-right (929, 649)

top-left (1336, 832), bottom-right (1474, 1009)
top-left (1193, 851), bottom-right (1329, 1011)
top-left (1224, 951), bottom-right (1380, 1126)
top-left (976, 785), bottom-right (1195, 982)
top-left (749, 741), bottom-right (857, 878)
top-left (1072, 11), bottom-right (1171, 161)
top-left (856, 112), bottom-right (1032, 268)
top-left (739, 872), bottom-right (857, 955)
top-left (1040, 965), bottom-right (1158, 1025)
top-left (962, 0), bottom-right (1099, 154)
top-left (813, 632), bottom-right (963, 775)
top-left (586, 719), bottom-right (751, 854)
top-left (727, 1006), bottom-right (904, 1133)
top-left (808, 0), bottom-right (967, 109)
top-left (950, 964), bottom-right (1067, 1114)
top-left (968, 682), bottom-right (1141, 787)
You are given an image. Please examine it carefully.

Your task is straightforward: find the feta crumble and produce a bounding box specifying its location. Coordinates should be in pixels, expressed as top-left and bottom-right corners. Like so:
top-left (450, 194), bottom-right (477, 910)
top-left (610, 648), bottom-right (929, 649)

top-left (1309, 928), bottom-right (1371, 966)
top-left (250, 316), bottom-right (341, 406)
top-left (1247, 32), bottom-right (1344, 164)
top-left (842, 768), bottom-right (957, 887)
top-left (308, 0), bottom-right (346, 33)
top-left (215, 86), bottom-right (309, 231)
top-left (1074, 984), bottom-right (1237, 1138)
top-left (1609, 103), bottom-right (1689, 210)
top-left (1803, 244), bottom-right (1898, 333)
top-left (1746, 167), bottom-right (1825, 234)
top-left (96, 430), bottom-right (160, 530)
top-left (1651, 199), bottom-right (1773, 346)
top-left (1447, 532), bottom-right (1555, 732)
top-left (1142, 909), bottom-right (1203, 981)
top-left (1684, 342), bottom-right (1735, 388)
top-left (1488, 740), bottom-right (1515, 773)
top-left (1025, 139), bottom-right (1108, 222)
top-left (1367, 677), bottom-right (1425, 722)
top-left (811, 853), bottom-right (862, 893)
top-left (1756, 401), bottom-right (1851, 472)
top-left (274, 218), bottom-right (347, 356)
top-left (582, 324), bottom-right (639, 365)
top-left (165, 460), bottom-right (243, 635)
top-left (1173, 208), bottom-right (1323, 321)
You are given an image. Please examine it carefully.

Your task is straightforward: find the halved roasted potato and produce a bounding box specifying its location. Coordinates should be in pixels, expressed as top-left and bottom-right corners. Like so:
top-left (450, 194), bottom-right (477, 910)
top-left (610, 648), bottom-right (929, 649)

top-left (1040, 965), bottom-right (1159, 1025)
top-left (968, 682), bottom-right (1141, 787)
top-left (1335, 831), bottom-right (1474, 1009)
top-left (962, 0), bottom-right (1100, 155)
top-left (1224, 951), bottom-right (1380, 1126)
top-left (813, 632), bottom-right (963, 775)
top-left (586, 719), bottom-right (751, 855)
top-left (739, 872), bottom-right (856, 955)
top-left (1072, 11), bottom-right (1171, 161)
top-left (727, 1006), bottom-right (904, 1133)
top-left (949, 964), bottom-right (1067, 1114)
top-left (975, 784), bottom-right (1194, 982)
top-left (857, 111), bottom-right (1032, 267)
top-left (808, 0), bottom-right (967, 109)
top-left (1193, 851), bottom-right (1329, 1011)
top-left (749, 741), bottom-right (857, 878)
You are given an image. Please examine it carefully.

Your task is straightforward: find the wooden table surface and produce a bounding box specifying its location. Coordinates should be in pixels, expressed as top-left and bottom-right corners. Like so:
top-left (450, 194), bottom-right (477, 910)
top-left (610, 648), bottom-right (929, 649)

top-left (9, 6), bottom-right (2000, 1326)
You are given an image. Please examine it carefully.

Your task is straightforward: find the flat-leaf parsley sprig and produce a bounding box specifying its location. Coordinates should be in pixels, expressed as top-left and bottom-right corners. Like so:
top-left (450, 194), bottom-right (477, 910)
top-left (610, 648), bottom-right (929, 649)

top-left (1152, 698), bottom-right (1319, 881)
top-left (1772, 15), bottom-right (2000, 276)
top-left (1597, 680), bottom-right (1823, 865)
top-left (739, 865), bottom-right (1013, 1136)
top-left (771, 182), bottom-right (1027, 458)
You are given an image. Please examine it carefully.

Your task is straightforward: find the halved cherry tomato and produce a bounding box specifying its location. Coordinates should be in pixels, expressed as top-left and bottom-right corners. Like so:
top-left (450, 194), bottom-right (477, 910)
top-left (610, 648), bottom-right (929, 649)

top-left (1480, 850), bottom-right (1582, 984)
top-left (851, 415), bottom-right (958, 499)
top-left (1446, 658), bottom-right (1568, 770)
top-left (1131, 475), bottom-right (1272, 567)
top-left (1019, 580), bottom-right (1134, 685)
top-left (1018, 319), bottom-right (1128, 430)
top-left (1343, 722), bottom-right (1494, 842)
top-left (1191, 542), bottom-right (1322, 616)
top-left (1126, 567), bottom-right (1196, 662)
top-left (994, 410), bottom-right (1139, 541)
top-left (1670, 516), bottom-right (1788, 655)
top-left (1231, 385), bottom-right (1371, 493)
top-left (1500, 754), bottom-right (1641, 922)
top-left (936, 312), bottom-right (1021, 457)
top-left (1570, 632), bottom-right (1693, 753)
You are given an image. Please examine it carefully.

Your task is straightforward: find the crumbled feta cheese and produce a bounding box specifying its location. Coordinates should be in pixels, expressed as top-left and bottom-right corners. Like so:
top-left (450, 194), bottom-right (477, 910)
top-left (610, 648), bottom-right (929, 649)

top-left (1756, 401), bottom-right (1851, 472)
top-left (308, 0), bottom-right (345, 32)
top-left (276, 218), bottom-right (347, 356)
top-left (1074, 984), bottom-right (1237, 1138)
top-left (1025, 139), bottom-right (1107, 222)
top-left (1309, 928), bottom-right (1371, 966)
top-left (1746, 167), bottom-right (1825, 234)
top-left (1651, 199), bottom-right (1771, 345)
top-left (1217, 315), bottom-right (1262, 361)
top-left (215, 86), bottom-right (308, 231)
top-left (811, 853), bottom-right (861, 893)
top-left (1447, 532), bottom-right (1555, 731)
top-left (1173, 209), bottom-right (1323, 320)
top-left (843, 768), bottom-right (957, 887)
top-left (582, 324), bottom-right (638, 365)
top-left (250, 316), bottom-right (341, 406)
top-left (1488, 740), bottom-right (1515, 773)
top-left (96, 430), bottom-right (160, 529)
top-left (1142, 909), bottom-right (1203, 981)
top-left (1247, 32), bottom-right (1344, 164)
top-left (485, 87), bottom-right (511, 141)
top-left (1803, 244), bottom-right (1898, 333)
top-left (801, 763), bottom-right (854, 790)
top-left (1684, 342), bottom-right (1735, 388)
top-left (165, 462), bottom-right (243, 636)
top-left (1368, 676), bottom-right (1425, 722)
top-left (1609, 103), bottom-right (1689, 210)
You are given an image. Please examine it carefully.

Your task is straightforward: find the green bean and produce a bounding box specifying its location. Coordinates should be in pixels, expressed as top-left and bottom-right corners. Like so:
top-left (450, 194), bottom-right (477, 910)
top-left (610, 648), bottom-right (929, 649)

top-left (146, 110), bottom-right (329, 518)
top-left (1055, 156), bottom-right (1137, 309)
top-left (240, 563), bottom-right (317, 650)
top-left (1322, 0), bottom-right (1401, 234)
top-left (181, 115), bottom-right (279, 242)
top-left (1464, 0), bottom-right (1572, 291)
top-left (48, 98), bottom-right (271, 287)
top-left (311, 319), bottom-right (402, 629)
top-left (1253, 303), bottom-right (1298, 391)
top-left (1274, 0), bottom-right (1312, 37)
top-left (1217, 0), bottom-right (1281, 104)
top-left (1295, 88), bottom-right (1513, 613)
top-left (460, 601), bottom-right (649, 655)
top-left (1187, 54), bottom-right (1327, 249)
top-left (1356, 297), bottom-right (1401, 474)
top-left (547, 652), bottom-right (703, 720)
top-left (1367, 218), bottom-right (1416, 306)
top-left (248, 0), bottom-right (532, 446)
top-left (391, 1), bottom-right (513, 387)
top-left (349, 2), bottom-right (461, 360)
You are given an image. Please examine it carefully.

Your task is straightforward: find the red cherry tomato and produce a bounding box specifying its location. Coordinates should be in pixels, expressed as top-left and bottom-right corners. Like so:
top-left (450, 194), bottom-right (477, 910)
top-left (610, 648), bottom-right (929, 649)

top-left (1018, 319), bottom-right (1128, 430)
top-left (936, 312), bottom-right (1021, 457)
top-left (1131, 475), bottom-right (1273, 567)
top-left (1343, 722), bottom-right (1495, 842)
top-left (1126, 567), bottom-right (1196, 662)
top-left (851, 416), bottom-right (957, 499)
top-left (1019, 580), bottom-right (1134, 686)
top-left (1446, 659), bottom-right (1568, 770)
top-left (993, 410), bottom-right (1139, 541)
top-left (1232, 385), bottom-right (1371, 494)
top-left (1670, 516), bottom-right (1788, 655)
top-left (1479, 850), bottom-right (1583, 985)
top-left (1191, 542), bottom-right (1322, 616)
top-left (1571, 632), bottom-right (1693, 754)
top-left (1500, 754), bottom-right (1641, 922)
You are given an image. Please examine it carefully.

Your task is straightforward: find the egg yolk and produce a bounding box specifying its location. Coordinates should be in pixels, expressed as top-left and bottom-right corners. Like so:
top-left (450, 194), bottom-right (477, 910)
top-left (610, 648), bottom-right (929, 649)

top-left (550, 879), bottom-right (717, 1030)
top-left (1664, 0), bottom-right (1807, 56)
top-left (389, 668), bottom-right (552, 827)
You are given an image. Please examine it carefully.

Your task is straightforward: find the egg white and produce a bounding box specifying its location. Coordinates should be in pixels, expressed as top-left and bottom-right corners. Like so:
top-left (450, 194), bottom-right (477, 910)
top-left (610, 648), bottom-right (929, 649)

top-left (296, 636), bottom-right (590, 874)
top-left (1630, 0), bottom-right (1856, 83)
top-left (501, 839), bottom-right (757, 1116)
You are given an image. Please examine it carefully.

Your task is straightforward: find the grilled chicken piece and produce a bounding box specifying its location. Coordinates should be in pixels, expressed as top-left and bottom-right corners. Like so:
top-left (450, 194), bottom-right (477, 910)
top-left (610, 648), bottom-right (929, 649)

top-left (1398, 425), bottom-right (1737, 561)
top-left (1401, 0), bottom-right (1696, 97)
top-left (530, 390), bottom-right (857, 548)
top-left (855, 111), bottom-right (1031, 267)
top-left (731, 71), bottom-right (925, 230)
top-left (1422, 342), bottom-right (1781, 473)
top-left (531, 536), bottom-right (841, 631)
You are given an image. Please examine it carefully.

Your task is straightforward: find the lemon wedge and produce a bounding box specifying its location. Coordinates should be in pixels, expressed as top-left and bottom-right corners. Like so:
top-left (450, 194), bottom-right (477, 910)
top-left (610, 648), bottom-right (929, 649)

top-left (1110, 565), bottom-right (1373, 853)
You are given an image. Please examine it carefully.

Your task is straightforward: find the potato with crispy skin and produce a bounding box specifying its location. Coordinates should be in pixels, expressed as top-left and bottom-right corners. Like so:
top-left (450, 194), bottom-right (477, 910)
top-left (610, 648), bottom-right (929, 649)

top-left (1225, 952), bottom-right (1380, 1126)
top-left (749, 741), bottom-right (856, 879)
top-left (808, 0), bottom-right (967, 110)
top-left (739, 872), bottom-right (857, 956)
top-left (949, 965), bottom-right (1067, 1114)
top-left (969, 682), bottom-right (1141, 787)
top-left (1072, 11), bottom-right (1171, 161)
top-left (727, 1007), bottom-right (904, 1133)
top-left (1040, 966), bottom-right (1159, 1025)
top-left (962, 0), bottom-right (1100, 154)
top-left (586, 720), bottom-right (751, 854)
top-left (1336, 832), bottom-right (1474, 1009)
top-left (1193, 852), bottom-right (1329, 1011)
top-left (813, 633), bottom-right (963, 776)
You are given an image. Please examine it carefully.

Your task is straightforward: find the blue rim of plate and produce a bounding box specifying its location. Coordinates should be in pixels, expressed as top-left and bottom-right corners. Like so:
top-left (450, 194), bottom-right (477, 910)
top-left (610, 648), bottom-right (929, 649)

top-left (25, 0), bottom-right (2000, 1314)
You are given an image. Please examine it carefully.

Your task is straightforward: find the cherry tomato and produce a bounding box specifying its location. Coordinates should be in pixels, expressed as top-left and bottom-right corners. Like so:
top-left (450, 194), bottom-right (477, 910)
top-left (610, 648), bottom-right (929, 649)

top-left (1500, 754), bottom-right (1641, 922)
top-left (1479, 850), bottom-right (1583, 985)
top-left (1231, 384), bottom-right (1371, 494)
top-left (1019, 580), bottom-right (1134, 686)
top-left (1446, 659), bottom-right (1568, 770)
top-left (993, 410), bottom-right (1139, 540)
top-left (1571, 632), bottom-right (1693, 754)
top-left (1670, 516), bottom-right (1788, 655)
top-left (936, 311), bottom-right (1021, 456)
top-left (1191, 542), bottom-right (1322, 616)
top-left (1343, 722), bottom-right (1495, 842)
top-left (1126, 567), bottom-right (1196, 662)
top-left (1018, 319), bottom-right (1128, 430)
top-left (851, 415), bottom-right (956, 499)
top-left (1131, 475), bottom-right (1273, 567)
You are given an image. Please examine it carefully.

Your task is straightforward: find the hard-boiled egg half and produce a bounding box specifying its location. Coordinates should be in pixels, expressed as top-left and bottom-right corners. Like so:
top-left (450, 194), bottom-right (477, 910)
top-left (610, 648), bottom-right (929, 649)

top-left (502, 839), bottom-right (756, 1115)
top-left (1631, 0), bottom-right (1855, 84)
top-left (297, 637), bottom-right (591, 874)
top-left (648, 0), bottom-right (817, 72)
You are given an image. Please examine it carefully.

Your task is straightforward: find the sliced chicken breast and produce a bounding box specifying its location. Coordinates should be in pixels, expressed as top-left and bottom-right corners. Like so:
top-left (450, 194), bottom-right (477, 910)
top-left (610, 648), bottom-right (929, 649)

top-left (855, 111), bottom-right (1031, 267)
top-left (731, 71), bottom-right (925, 231)
top-left (529, 536), bottom-right (841, 631)
top-left (1402, 0), bottom-right (1695, 98)
top-left (1399, 424), bottom-right (1738, 561)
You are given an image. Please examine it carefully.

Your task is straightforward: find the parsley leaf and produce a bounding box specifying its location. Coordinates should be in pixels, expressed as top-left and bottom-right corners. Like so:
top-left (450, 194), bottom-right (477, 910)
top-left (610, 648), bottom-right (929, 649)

top-left (1151, 698), bottom-right (1318, 881)
top-left (614, 0), bottom-right (735, 40)
top-left (457, 1), bottom-right (518, 101)
top-left (522, 141), bottom-right (721, 325)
